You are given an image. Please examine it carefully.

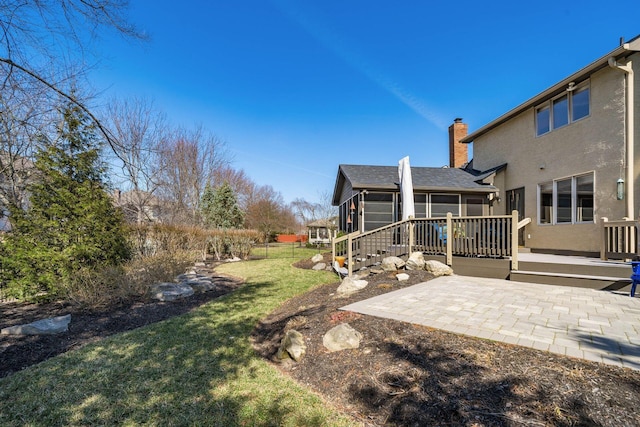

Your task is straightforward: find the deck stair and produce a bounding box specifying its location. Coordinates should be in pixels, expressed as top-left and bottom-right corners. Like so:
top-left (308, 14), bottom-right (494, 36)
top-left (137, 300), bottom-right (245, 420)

top-left (510, 252), bottom-right (633, 292)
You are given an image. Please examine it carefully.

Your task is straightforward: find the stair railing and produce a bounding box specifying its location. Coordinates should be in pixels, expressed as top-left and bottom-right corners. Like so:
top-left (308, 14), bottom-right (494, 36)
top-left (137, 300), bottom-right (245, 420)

top-left (332, 211), bottom-right (520, 276)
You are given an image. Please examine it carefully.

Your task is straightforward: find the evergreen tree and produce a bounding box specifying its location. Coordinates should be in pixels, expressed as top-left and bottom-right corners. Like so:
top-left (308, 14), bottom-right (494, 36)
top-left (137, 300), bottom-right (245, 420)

top-left (0, 101), bottom-right (130, 300)
top-left (200, 181), bottom-right (244, 229)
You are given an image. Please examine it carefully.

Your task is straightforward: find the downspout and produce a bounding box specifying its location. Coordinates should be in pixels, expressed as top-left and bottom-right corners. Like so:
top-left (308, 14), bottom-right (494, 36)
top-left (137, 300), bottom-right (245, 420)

top-left (608, 57), bottom-right (634, 219)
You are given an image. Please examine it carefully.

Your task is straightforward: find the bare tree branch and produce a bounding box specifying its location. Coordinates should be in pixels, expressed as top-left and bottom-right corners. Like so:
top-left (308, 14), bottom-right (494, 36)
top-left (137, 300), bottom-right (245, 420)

top-left (0, 57), bottom-right (119, 150)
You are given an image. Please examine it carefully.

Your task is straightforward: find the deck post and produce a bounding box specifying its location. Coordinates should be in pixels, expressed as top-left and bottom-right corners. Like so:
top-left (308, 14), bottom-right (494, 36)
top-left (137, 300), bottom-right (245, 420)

top-left (331, 237), bottom-right (336, 265)
top-left (511, 210), bottom-right (519, 271)
top-left (347, 233), bottom-right (353, 277)
top-left (600, 217), bottom-right (608, 260)
top-left (408, 218), bottom-right (415, 254)
top-left (446, 213), bottom-right (453, 266)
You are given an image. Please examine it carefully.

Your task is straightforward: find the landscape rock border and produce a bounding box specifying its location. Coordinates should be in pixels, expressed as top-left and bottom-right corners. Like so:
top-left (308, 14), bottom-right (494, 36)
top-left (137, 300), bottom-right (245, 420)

top-left (1, 314), bottom-right (71, 336)
top-left (2, 262), bottom-right (231, 336)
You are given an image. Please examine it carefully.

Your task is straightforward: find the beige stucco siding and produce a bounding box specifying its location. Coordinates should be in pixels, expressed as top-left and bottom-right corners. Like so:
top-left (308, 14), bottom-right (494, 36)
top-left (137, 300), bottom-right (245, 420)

top-left (471, 62), bottom-right (634, 253)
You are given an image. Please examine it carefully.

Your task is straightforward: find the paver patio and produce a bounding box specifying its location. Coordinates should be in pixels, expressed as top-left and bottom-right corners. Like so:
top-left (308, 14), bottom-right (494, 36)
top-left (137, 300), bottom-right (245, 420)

top-left (342, 275), bottom-right (640, 370)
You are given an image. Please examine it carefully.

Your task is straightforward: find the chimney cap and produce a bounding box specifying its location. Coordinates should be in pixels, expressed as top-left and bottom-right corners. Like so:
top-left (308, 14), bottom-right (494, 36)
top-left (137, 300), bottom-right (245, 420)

top-left (454, 117), bottom-right (463, 124)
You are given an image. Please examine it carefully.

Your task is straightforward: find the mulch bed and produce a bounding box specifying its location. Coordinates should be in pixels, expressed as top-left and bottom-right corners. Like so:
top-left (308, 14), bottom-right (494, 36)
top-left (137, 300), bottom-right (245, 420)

top-left (253, 254), bottom-right (640, 426)
top-left (3, 255), bottom-right (640, 426)
top-left (0, 267), bottom-right (244, 379)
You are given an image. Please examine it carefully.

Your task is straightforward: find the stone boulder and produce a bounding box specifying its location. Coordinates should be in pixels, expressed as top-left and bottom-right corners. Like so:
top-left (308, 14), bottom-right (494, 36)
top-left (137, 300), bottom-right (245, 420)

top-left (336, 276), bottom-right (368, 296)
top-left (405, 252), bottom-right (425, 270)
top-left (323, 323), bottom-right (363, 352)
top-left (1, 314), bottom-right (71, 335)
top-left (151, 282), bottom-right (195, 301)
top-left (276, 330), bottom-right (307, 362)
top-left (176, 273), bottom-right (198, 282)
top-left (312, 262), bottom-right (326, 271)
top-left (381, 256), bottom-right (405, 271)
top-left (311, 254), bottom-right (324, 263)
top-left (185, 277), bottom-right (217, 293)
top-left (425, 260), bottom-right (454, 276)
top-left (396, 273), bottom-right (410, 282)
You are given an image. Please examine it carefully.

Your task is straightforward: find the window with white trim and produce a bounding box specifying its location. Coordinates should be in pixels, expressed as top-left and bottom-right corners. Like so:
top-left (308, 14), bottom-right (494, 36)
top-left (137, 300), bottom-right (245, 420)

top-left (536, 83), bottom-right (590, 136)
top-left (538, 172), bottom-right (594, 224)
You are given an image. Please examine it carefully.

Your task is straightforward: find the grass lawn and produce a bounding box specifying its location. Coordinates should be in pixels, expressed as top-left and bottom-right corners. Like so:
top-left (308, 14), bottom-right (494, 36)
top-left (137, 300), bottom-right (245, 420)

top-left (0, 247), bottom-right (354, 426)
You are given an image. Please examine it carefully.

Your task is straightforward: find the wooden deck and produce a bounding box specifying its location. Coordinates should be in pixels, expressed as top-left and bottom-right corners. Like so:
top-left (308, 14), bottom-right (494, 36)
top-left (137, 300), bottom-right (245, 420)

top-left (424, 251), bottom-right (633, 292)
top-left (512, 252), bottom-right (632, 291)
top-left (332, 213), bottom-right (636, 291)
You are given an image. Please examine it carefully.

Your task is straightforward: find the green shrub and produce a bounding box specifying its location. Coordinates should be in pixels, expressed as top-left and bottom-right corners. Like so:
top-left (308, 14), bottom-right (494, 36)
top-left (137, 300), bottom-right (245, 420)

top-left (0, 102), bottom-right (130, 302)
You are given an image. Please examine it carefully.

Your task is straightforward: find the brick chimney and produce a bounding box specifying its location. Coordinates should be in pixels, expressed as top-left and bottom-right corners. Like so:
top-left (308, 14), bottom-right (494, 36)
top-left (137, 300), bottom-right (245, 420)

top-left (449, 118), bottom-right (468, 168)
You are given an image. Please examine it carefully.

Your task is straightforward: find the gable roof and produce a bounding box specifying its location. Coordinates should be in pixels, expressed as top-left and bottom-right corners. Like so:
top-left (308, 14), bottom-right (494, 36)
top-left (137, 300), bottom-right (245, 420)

top-left (307, 217), bottom-right (337, 228)
top-left (464, 162), bottom-right (508, 184)
top-left (333, 164), bottom-right (497, 205)
top-left (461, 34), bottom-right (640, 143)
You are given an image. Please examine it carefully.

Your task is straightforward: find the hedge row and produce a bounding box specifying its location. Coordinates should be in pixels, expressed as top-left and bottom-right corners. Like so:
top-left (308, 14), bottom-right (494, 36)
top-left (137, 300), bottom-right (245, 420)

top-left (127, 224), bottom-right (261, 261)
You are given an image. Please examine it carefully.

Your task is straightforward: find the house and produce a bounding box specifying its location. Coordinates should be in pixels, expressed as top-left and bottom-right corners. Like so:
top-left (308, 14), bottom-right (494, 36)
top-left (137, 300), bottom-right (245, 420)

top-left (332, 119), bottom-right (499, 233)
top-left (113, 189), bottom-right (163, 224)
top-left (460, 35), bottom-right (640, 256)
top-left (306, 217), bottom-right (338, 245)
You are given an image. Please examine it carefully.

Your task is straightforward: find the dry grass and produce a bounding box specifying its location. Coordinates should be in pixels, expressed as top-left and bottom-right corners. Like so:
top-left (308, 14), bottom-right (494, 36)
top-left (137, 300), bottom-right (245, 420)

top-left (62, 251), bottom-right (195, 309)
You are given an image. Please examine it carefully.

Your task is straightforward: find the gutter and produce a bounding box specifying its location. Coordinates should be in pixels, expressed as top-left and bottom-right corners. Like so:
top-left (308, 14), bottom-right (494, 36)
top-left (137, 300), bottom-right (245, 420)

top-left (608, 57), bottom-right (635, 219)
top-left (462, 36), bottom-right (640, 144)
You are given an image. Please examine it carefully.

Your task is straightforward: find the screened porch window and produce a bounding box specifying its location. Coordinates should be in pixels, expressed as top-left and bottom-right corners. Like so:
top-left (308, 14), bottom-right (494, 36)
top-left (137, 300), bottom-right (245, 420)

top-left (363, 192), bottom-right (393, 231)
top-left (465, 198), bottom-right (484, 216)
top-left (413, 194), bottom-right (427, 218)
top-left (430, 194), bottom-right (460, 217)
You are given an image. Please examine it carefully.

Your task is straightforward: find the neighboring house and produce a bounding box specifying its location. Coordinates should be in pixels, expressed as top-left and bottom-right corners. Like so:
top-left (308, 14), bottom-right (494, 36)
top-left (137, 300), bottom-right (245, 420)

top-left (332, 120), bottom-right (499, 233)
top-left (460, 35), bottom-right (640, 256)
top-left (113, 189), bottom-right (163, 224)
top-left (306, 217), bottom-right (338, 245)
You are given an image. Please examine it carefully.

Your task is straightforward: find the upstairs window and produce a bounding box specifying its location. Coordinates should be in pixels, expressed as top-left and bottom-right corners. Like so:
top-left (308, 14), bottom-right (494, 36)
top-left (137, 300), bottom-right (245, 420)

top-left (572, 86), bottom-right (590, 121)
top-left (552, 95), bottom-right (569, 129)
top-left (536, 105), bottom-right (550, 136)
top-left (536, 83), bottom-right (590, 136)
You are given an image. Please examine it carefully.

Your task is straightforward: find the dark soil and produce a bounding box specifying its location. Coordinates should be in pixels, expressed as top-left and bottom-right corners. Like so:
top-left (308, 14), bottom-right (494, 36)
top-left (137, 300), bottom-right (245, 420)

top-left (253, 254), bottom-right (640, 426)
top-left (0, 265), bottom-right (244, 379)
top-left (3, 254), bottom-right (640, 426)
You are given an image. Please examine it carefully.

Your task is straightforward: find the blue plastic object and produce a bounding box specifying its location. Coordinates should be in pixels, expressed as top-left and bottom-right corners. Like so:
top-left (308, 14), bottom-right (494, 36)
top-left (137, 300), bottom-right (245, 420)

top-left (630, 261), bottom-right (640, 297)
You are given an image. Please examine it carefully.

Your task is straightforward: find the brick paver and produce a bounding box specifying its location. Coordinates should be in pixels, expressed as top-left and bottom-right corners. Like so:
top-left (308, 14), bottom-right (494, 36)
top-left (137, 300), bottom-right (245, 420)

top-left (342, 275), bottom-right (640, 370)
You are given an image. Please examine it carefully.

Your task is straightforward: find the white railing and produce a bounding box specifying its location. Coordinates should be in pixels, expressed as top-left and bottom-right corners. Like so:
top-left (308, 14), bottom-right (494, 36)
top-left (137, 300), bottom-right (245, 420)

top-left (332, 211), bottom-right (520, 276)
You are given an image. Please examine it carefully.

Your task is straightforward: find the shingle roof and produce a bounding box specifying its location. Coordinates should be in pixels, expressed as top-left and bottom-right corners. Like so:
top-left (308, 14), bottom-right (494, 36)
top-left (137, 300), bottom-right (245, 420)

top-left (306, 217), bottom-right (337, 227)
top-left (338, 164), bottom-right (497, 192)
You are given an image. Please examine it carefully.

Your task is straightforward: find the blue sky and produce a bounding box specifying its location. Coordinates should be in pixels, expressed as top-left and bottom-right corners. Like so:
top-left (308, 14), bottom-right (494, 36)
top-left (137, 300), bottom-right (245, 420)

top-left (92, 1), bottom-right (640, 204)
